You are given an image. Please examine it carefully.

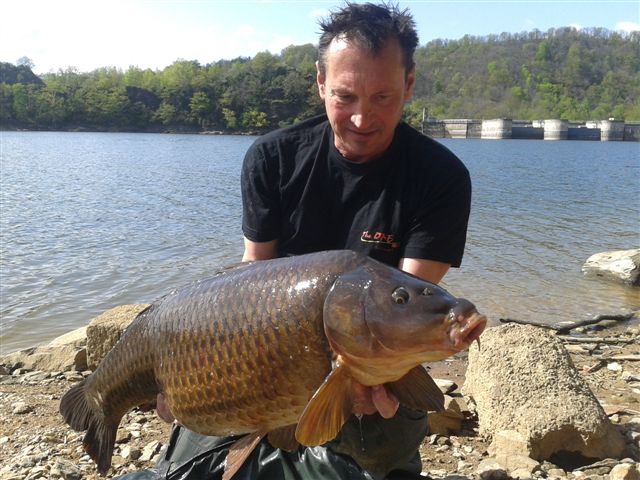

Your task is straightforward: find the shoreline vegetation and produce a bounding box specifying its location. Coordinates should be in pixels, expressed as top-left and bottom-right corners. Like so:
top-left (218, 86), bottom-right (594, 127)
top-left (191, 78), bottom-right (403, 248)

top-left (2, 27), bottom-right (639, 135)
top-left (0, 307), bottom-right (638, 479)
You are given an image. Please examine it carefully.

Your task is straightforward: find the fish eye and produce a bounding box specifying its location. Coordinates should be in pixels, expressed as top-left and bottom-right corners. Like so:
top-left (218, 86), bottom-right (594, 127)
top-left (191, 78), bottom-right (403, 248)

top-left (391, 287), bottom-right (410, 304)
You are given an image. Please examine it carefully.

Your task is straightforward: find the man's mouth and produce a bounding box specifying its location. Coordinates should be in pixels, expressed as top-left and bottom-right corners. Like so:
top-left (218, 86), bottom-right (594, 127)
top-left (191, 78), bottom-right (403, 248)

top-left (348, 129), bottom-right (377, 140)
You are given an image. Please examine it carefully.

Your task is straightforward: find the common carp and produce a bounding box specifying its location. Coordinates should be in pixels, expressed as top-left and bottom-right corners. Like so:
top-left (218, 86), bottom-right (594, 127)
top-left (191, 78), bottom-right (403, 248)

top-left (60, 250), bottom-right (486, 478)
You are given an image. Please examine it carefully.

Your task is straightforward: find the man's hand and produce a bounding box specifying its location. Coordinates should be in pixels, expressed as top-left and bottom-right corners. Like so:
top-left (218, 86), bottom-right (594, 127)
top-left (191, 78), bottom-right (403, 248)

top-left (350, 382), bottom-right (399, 419)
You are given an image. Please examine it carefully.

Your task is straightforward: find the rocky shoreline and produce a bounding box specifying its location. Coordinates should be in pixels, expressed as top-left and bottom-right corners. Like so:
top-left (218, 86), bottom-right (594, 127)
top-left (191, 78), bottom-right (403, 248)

top-left (0, 311), bottom-right (638, 480)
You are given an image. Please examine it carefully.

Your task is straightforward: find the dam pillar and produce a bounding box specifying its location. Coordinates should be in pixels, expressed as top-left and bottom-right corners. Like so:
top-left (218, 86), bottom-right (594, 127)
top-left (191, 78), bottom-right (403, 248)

top-left (481, 119), bottom-right (512, 139)
top-left (544, 119), bottom-right (568, 140)
top-left (600, 119), bottom-right (625, 141)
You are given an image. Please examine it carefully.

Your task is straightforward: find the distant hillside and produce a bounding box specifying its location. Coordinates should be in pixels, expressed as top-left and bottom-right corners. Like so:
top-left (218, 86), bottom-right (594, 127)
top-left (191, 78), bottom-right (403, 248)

top-left (407, 27), bottom-right (640, 123)
top-left (1, 27), bottom-right (638, 132)
top-left (0, 62), bottom-right (44, 86)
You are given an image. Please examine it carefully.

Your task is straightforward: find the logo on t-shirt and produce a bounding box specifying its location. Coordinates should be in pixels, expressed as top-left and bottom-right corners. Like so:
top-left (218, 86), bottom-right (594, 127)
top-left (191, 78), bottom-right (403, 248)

top-left (360, 230), bottom-right (399, 251)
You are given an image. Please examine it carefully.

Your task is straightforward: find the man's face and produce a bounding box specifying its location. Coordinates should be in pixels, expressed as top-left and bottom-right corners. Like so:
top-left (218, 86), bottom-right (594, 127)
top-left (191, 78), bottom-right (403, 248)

top-left (317, 37), bottom-right (415, 163)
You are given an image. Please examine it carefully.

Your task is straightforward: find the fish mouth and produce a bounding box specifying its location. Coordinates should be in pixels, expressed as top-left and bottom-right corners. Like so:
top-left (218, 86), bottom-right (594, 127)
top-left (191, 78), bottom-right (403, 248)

top-left (451, 311), bottom-right (487, 349)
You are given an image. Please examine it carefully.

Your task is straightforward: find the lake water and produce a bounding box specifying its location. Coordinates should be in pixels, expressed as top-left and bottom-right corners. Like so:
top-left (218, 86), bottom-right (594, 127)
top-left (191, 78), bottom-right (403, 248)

top-left (1, 131), bottom-right (639, 354)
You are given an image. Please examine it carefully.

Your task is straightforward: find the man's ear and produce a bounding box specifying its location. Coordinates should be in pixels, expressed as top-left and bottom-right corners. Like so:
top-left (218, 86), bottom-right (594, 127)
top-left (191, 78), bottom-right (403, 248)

top-left (404, 64), bottom-right (416, 101)
top-left (316, 61), bottom-right (326, 99)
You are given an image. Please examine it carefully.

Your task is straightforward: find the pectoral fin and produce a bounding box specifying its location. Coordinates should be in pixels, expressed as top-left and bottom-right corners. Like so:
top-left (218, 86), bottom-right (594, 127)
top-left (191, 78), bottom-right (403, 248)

top-left (295, 362), bottom-right (352, 446)
top-left (223, 430), bottom-right (266, 480)
top-left (386, 366), bottom-right (445, 412)
top-left (267, 424), bottom-right (299, 451)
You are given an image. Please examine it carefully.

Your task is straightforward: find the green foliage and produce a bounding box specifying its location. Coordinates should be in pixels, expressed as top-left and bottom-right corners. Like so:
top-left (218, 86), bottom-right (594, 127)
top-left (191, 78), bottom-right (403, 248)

top-left (412, 27), bottom-right (639, 121)
top-left (242, 108), bottom-right (268, 130)
top-left (1, 28), bottom-right (638, 131)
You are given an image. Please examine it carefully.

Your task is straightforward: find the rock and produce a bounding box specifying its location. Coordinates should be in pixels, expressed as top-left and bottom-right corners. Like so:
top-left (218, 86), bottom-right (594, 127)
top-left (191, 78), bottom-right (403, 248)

top-left (610, 463), bottom-right (640, 480)
top-left (434, 378), bottom-right (458, 394)
top-left (582, 249), bottom-right (640, 286)
top-left (48, 326), bottom-right (88, 348)
top-left (608, 362), bottom-right (623, 372)
top-left (427, 394), bottom-right (470, 435)
top-left (428, 409), bottom-right (464, 435)
top-left (489, 430), bottom-right (529, 457)
top-left (119, 445), bottom-right (142, 460)
top-left (12, 401), bottom-right (34, 414)
top-left (463, 324), bottom-right (627, 462)
top-left (115, 429), bottom-right (132, 444)
top-left (63, 371), bottom-right (84, 382)
top-left (495, 453), bottom-right (540, 475)
top-left (139, 440), bottom-right (161, 462)
top-left (476, 458), bottom-right (509, 479)
top-left (49, 459), bottom-right (83, 479)
top-left (86, 304), bottom-right (149, 370)
top-left (546, 468), bottom-right (567, 478)
top-left (20, 371), bottom-right (50, 383)
top-left (0, 344), bottom-right (87, 373)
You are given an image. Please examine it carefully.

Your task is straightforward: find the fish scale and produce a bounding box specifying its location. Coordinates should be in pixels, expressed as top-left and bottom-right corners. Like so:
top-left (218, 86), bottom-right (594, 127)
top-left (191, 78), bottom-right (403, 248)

top-left (154, 257), bottom-right (335, 435)
top-left (59, 250), bottom-right (487, 478)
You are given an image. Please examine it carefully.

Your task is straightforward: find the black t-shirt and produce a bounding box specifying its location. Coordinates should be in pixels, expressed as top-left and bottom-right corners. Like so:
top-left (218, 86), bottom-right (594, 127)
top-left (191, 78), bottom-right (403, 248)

top-left (241, 114), bottom-right (471, 267)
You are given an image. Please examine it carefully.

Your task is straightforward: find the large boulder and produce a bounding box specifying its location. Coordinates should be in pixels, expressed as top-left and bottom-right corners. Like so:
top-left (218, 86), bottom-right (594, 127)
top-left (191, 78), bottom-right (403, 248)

top-left (0, 345), bottom-right (87, 372)
top-left (0, 326), bottom-right (89, 372)
top-left (86, 304), bottom-right (149, 370)
top-left (582, 249), bottom-right (640, 286)
top-left (48, 325), bottom-right (87, 348)
top-left (463, 324), bottom-right (627, 462)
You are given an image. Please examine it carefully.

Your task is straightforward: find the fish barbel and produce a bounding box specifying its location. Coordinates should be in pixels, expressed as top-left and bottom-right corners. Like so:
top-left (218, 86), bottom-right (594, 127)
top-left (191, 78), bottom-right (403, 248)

top-left (60, 250), bottom-right (486, 478)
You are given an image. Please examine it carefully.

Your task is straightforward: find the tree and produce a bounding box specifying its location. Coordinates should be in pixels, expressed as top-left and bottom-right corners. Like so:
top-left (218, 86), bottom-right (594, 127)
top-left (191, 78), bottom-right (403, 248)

top-left (155, 102), bottom-right (178, 125)
top-left (16, 56), bottom-right (34, 69)
top-left (222, 107), bottom-right (237, 129)
top-left (189, 91), bottom-right (212, 128)
top-left (242, 108), bottom-right (267, 130)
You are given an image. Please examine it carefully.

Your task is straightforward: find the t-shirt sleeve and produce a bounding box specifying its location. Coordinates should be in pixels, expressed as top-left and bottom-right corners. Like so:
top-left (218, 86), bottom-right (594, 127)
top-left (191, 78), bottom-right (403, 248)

top-left (401, 157), bottom-right (472, 268)
top-left (241, 142), bottom-right (281, 242)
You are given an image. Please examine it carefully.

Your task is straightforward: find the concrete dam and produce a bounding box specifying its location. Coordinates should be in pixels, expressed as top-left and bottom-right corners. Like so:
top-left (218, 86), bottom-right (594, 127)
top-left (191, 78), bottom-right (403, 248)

top-left (422, 118), bottom-right (640, 141)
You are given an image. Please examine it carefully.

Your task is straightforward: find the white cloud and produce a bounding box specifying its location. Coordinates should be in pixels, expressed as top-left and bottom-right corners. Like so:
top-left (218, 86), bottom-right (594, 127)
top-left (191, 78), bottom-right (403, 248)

top-left (615, 21), bottom-right (640, 33)
top-left (568, 23), bottom-right (583, 31)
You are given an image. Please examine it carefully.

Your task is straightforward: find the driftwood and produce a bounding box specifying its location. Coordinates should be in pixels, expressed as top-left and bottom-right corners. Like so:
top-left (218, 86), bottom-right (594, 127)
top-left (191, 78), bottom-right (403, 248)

top-left (499, 313), bottom-right (635, 334)
top-left (557, 336), bottom-right (636, 345)
top-left (608, 354), bottom-right (640, 361)
top-left (582, 355), bottom-right (640, 374)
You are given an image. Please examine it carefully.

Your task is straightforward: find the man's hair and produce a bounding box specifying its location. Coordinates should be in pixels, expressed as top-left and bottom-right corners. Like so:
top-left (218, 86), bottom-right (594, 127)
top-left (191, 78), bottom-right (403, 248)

top-left (317, 2), bottom-right (419, 76)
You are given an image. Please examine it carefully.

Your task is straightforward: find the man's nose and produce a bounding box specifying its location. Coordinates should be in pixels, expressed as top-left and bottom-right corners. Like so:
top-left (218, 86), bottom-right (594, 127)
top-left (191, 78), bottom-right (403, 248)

top-left (351, 101), bottom-right (372, 128)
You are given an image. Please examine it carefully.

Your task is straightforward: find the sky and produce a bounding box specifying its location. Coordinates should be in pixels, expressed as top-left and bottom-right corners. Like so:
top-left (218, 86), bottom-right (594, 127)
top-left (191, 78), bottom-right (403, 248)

top-left (3, 0), bottom-right (639, 75)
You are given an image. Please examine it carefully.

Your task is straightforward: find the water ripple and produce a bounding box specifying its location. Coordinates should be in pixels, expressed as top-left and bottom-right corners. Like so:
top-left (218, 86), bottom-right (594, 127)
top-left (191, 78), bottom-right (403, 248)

top-left (1, 133), bottom-right (639, 353)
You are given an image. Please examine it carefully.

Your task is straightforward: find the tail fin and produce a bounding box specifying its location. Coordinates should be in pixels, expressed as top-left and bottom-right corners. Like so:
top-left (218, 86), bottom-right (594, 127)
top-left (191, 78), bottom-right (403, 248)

top-left (59, 380), bottom-right (118, 475)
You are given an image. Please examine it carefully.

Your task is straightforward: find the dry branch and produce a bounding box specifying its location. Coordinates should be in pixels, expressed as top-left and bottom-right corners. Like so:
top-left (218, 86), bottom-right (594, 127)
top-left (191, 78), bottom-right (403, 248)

top-left (499, 313), bottom-right (635, 334)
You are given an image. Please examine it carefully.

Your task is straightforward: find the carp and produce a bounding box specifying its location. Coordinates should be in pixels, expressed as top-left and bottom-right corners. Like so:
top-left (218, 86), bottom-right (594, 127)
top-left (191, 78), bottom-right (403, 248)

top-left (59, 250), bottom-right (486, 478)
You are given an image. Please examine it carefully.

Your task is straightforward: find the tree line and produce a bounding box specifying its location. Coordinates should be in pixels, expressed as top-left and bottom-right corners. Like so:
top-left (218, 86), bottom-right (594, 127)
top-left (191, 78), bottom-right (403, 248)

top-left (1, 27), bottom-right (638, 133)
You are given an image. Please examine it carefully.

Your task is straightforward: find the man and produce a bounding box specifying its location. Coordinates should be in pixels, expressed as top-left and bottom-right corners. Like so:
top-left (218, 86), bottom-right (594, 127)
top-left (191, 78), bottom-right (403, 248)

top-left (120, 2), bottom-right (471, 479)
top-left (239, 3), bottom-right (470, 477)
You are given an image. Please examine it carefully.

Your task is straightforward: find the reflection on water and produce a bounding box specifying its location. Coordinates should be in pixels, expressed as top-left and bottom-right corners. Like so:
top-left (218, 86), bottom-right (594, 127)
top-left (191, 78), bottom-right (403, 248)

top-left (439, 139), bottom-right (640, 326)
top-left (1, 133), bottom-right (639, 353)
